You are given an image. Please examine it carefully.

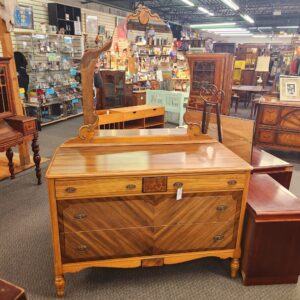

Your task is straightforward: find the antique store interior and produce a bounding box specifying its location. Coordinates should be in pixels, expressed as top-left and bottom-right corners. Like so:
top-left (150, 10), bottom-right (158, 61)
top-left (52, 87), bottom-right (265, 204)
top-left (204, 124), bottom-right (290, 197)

top-left (0, 0), bottom-right (300, 299)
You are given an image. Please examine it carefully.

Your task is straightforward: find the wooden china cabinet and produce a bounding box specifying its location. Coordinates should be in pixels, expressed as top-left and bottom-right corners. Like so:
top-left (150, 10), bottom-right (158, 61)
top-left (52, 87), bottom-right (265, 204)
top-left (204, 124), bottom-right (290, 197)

top-left (186, 53), bottom-right (234, 115)
top-left (0, 57), bottom-right (41, 184)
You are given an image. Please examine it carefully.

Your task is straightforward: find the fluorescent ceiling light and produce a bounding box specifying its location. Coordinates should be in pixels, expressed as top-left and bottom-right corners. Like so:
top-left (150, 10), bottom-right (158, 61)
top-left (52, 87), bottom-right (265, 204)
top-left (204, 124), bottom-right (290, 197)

top-left (220, 0), bottom-right (239, 11)
top-left (276, 26), bottom-right (299, 29)
top-left (190, 22), bottom-right (236, 28)
top-left (219, 33), bottom-right (253, 36)
top-left (180, 0), bottom-right (194, 6)
top-left (205, 28), bottom-right (249, 32)
top-left (198, 6), bottom-right (214, 16)
top-left (258, 27), bottom-right (272, 30)
top-left (253, 35), bottom-right (268, 38)
top-left (241, 14), bottom-right (255, 24)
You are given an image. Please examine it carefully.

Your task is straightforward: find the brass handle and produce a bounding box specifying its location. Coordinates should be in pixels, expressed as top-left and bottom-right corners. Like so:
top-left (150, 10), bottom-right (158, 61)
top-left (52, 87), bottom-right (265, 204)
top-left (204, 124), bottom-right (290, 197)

top-left (216, 205), bottom-right (228, 212)
top-left (74, 212), bottom-right (87, 220)
top-left (65, 187), bottom-right (76, 193)
top-left (77, 245), bottom-right (88, 252)
top-left (213, 235), bottom-right (224, 242)
top-left (173, 182), bottom-right (183, 189)
top-left (227, 179), bottom-right (237, 186)
top-left (126, 184), bottom-right (136, 190)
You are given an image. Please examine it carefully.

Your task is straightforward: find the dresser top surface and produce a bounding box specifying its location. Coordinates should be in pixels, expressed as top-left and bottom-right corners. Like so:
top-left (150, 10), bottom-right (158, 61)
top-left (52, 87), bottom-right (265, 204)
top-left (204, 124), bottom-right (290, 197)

top-left (47, 129), bottom-right (252, 179)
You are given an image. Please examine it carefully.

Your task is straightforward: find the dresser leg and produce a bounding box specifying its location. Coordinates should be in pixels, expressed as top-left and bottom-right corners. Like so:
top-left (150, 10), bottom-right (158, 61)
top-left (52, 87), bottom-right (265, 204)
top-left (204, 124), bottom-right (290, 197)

top-left (31, 133), bottom-right (42, 185)
top-left (6, 148), bottom-right (15, 179)
top-left (230, 258), bottom-right (240, 278)
top-left (55, 275), bottom-right (65, 297)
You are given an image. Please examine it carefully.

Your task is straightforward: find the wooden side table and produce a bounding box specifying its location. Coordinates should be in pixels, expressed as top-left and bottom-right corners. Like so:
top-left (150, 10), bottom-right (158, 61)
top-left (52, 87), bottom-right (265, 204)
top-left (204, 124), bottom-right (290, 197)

top-left (0, 279), bottom-right (27, 300)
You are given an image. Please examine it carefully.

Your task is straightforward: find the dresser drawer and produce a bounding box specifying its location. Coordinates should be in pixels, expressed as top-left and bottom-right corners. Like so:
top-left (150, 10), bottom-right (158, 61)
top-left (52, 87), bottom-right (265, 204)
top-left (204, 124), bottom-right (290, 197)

top-left (55, 178), bottom-right (142, 199)
top-left (58, 197), bottom-right (153, 233)
top-left (256, 129), bottom-right (275, 144)
top-left (154, 222), bottom-right (236, 254)
top-left (168, 174), bottom-right (246, 192)
top-left (61, 228), bottom-right (153, 262)
top-left (123, 107), bottom-right (164, 121)
top-left (154, 191), bottom-right (242, 227)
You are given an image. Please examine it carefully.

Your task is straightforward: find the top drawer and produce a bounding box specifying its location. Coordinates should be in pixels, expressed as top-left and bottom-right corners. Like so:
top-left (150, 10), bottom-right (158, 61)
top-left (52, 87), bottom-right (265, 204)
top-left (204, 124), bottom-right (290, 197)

top-left (55, 173), bottom-right (247, 200)
top-left (123, 107), bottom-right (164, 121)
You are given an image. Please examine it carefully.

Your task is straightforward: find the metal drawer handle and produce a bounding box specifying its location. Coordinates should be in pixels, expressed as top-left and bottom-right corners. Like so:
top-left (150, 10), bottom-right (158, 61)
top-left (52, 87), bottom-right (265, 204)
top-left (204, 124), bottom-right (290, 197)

top-left (213, 235), bottom-right (224, 242)
top-left (173, 182), bottom-right (183, 189)
top-left (216, 205), bottom-right (228, 212)
top-left (126, 184), bottom-right (136, 190)
top-left (74, 212), bottom-right (87, 220)
top-left (65, 187), bottom-right (77, 193)
top-left (227, 179), bottom-right (237, 186)
top-left (77, 245), bottom-right (88, 252)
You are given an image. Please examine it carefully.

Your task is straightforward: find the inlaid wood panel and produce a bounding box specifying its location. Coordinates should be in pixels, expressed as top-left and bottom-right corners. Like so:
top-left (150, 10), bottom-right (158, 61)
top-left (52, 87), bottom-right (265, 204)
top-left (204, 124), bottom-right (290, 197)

top-left (280, 110), bottom-right (300, 131)
top-left (61, 227), bottom-right (154, 262)
top-left (277, 133), bottom-right (300, 147)
top-left (55, 177), bottom-right (142, 199)
top-left (261, 107), bottom-right (279, 125)
top-left (58, 197), bottom-right (153, 233)
top-left (154, 192), bottom-right (242, 227)
top-left (168, 174), bottom-right (246, 192)
top-left (154, 222), bottom-right (236, 254)
top-left (256, 129), bottom-right (275, 144)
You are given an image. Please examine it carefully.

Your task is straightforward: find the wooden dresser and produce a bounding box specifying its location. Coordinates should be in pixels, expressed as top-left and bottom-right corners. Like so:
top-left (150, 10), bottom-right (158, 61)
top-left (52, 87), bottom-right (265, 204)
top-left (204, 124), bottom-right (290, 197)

top-left (254, 101), bottom-right (300, 152)
top-left (46, 128), bottom-right (252, 296)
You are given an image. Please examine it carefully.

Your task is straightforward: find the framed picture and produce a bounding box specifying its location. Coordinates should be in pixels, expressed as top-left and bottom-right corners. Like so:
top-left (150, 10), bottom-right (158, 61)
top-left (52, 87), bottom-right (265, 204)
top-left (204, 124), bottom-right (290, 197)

top-left (280, 76), bottom-right (300, 102)
top-left (98, 25), bottom-right (106, 35)
top-left (86, 16), bottom-right (98, 34)
top-left (15, 5), bottom-right (34, 29)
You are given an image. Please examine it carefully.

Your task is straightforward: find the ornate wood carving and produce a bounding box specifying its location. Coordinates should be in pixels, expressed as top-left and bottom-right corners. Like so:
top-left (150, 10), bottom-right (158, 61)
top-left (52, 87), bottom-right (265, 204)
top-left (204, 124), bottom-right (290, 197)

top-left (127, 4), bottom-right (161, 25)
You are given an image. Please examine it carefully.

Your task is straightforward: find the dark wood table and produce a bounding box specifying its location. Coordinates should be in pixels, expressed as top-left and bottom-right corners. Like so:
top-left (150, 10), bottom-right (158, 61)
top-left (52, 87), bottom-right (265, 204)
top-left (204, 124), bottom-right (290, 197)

top-left (242, 174), bottom-right (300, 285)
top-left (0, 279), bottom-right (27, 300)
top-left (232, 85), bottom-right (273, 117)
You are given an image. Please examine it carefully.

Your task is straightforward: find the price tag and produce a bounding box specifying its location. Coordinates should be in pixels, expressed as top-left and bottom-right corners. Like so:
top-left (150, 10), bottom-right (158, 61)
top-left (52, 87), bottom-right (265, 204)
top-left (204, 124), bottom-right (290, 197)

top-left (176, 187), bottom-right (183, 201)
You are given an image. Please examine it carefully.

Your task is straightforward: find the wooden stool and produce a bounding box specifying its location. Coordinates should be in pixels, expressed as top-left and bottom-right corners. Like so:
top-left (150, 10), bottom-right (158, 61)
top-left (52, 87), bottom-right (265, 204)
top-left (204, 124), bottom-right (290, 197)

top-left (242, 174), bottom-right (300, 285)
top-left (0, 279), bottom-right (27, 300)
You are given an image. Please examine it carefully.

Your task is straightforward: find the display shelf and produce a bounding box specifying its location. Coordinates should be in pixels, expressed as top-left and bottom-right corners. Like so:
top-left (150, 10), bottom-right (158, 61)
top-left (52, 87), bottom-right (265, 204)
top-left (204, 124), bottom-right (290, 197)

top-left (41, 111), bottom-right (83, 127)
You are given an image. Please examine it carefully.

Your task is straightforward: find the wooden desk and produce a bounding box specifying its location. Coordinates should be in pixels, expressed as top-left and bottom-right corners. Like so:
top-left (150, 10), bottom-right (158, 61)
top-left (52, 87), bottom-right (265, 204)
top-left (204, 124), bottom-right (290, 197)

top-left (251, 147), bottom-right (293, 189)
top-left (254, 101), bottom-right (300, 152)
top-left (46, 128), bottom-right (252, 296)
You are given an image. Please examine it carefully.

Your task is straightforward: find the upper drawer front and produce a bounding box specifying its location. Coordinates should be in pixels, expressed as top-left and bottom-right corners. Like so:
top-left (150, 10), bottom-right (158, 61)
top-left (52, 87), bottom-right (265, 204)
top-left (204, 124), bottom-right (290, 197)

top-left (58, 197), bottom-right (153, 232)
top-left (168, 174), bottom-right (246, 192)
top-left (123, 107), bottom-right (164, 121)
top-left (56, 178), bottom-right (142, 199)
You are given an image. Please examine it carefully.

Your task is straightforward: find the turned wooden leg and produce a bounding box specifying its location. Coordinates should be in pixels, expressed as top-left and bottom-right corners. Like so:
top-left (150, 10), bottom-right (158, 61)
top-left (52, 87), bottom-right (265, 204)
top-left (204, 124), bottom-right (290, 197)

top-left (6, 148), bottom-right (15, 179)
top-left (230, 258), bottom-right (240, 278)
top-left (31, 132), bottom-right (42, 185)
top-left (55, 275), bottom-right (65, 297)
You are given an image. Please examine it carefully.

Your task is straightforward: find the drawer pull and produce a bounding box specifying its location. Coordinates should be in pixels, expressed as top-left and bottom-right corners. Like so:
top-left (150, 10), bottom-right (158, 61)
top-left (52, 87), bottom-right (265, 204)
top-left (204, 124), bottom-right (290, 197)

top-left (126, 184), bottom-right (136, 190)
top-left (77, 245), bottom-right (88, 252)
top-left (65, 187), bottom-right (77, 193)
top-left (74, 212), bottom-right (87, 220)
top-left (227, 179), bottom-right (237, 186)
top-left (173, 182), bottom-right (183, 189)
top-left (213, 235), bottom-right (224, 242)
top-left (216, 205), bottom-right (228, 212)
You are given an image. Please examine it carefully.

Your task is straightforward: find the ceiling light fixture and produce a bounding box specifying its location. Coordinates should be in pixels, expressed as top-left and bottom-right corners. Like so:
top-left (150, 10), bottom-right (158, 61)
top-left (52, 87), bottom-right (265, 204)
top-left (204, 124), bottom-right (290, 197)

top-left (220, 0), bottom-right (239, 11)
top-left (190, 22), bottom-right (236, 28)
top-left (180, 0), bottom-right (195, 7)
top-left (253, 35), bottom-right (268, 38)
top-left (204, 28), bottom-right (249, 32)
top-left (241, 14), bottom-right (255, 24)
top-left (258, 27), bottom-right (272, 30)
top-left (219, 33), bottom-right (253, 36)
top-left (276, 26), bottom-right (299, 29)
top-left (198, 6), bottom-right (214, 16)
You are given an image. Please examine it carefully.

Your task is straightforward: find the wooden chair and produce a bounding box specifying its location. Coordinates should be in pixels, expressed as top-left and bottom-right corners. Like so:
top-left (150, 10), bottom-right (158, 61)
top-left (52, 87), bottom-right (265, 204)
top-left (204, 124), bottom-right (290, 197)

top-left (0, 57), bottom-right (41, 184)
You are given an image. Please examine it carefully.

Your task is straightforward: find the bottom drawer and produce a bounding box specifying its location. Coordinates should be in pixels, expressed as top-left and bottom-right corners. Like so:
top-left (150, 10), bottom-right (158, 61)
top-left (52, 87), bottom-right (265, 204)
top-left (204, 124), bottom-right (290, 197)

top-left (61, 228), bottom-right (153, 262)
top-left (154, 222), bottom-right (235, 254)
